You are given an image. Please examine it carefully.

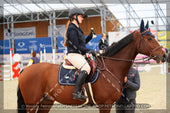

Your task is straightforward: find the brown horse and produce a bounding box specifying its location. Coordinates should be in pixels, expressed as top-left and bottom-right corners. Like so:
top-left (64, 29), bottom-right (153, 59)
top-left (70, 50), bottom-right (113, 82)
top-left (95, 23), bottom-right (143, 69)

top-left (17, 20), bottom-right (166, 113)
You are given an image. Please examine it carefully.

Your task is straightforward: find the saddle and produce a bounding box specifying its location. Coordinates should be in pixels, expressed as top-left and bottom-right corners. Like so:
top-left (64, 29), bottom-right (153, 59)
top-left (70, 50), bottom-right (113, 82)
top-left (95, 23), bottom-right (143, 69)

top-left (63, 57), bottom-right (97, 80)
top-left (63, 59), bottom-right (76, 69)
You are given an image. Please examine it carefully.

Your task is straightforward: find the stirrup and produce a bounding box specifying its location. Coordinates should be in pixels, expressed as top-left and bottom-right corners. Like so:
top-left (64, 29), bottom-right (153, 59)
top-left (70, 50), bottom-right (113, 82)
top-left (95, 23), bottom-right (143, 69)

top-left (72, 91), bottom-right (88, 101)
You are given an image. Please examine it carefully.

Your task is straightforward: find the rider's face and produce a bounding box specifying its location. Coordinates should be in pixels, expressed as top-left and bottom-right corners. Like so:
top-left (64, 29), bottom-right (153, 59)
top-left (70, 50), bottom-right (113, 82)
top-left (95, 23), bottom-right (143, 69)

top-left (77, 15), bottom-right (84, 24)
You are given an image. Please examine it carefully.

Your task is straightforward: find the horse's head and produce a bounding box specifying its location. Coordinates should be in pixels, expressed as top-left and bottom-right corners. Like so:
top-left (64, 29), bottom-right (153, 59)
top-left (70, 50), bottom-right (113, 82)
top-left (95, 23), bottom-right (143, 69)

top-left (135, 19), bottom-right (166, 63)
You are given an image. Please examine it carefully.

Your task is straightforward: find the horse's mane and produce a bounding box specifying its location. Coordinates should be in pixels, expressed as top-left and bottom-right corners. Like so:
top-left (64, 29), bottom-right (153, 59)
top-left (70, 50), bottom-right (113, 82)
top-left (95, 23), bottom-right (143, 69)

top-left (101, 32), bottom-right (134, 57)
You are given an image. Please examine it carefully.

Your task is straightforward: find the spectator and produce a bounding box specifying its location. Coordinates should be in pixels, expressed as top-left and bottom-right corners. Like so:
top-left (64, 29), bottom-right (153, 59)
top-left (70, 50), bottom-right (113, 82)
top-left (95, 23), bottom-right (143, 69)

top-left (98, 33), bottom-right (109, 53)
top-left (116, 66), bottom-right (140, 113)
top-left (27, 51), bottom-right (40, 66)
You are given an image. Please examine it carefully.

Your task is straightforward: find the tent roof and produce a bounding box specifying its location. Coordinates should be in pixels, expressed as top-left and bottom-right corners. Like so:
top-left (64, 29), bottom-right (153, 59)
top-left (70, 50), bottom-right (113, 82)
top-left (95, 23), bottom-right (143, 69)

top-left (1, 0), bottom-right (169, 30)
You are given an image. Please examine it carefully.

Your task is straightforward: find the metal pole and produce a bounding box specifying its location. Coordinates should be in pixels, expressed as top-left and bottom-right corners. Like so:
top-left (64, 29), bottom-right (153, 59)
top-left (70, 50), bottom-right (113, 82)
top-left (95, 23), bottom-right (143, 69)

top-left (100, 6), bottom-right (106, 34)
top-left (7, 17), bottom-right (12, 50)
top-left (10, 48), bottom-right (13, 80)
top-left (49, 14), bottom-right (53, 53)
top-left (155, 3), bottom-right (159, 40)
top-left (53, 11), bottom-right (56, 51)
top-left (52, 47), bottom-right (55, 64)
top-left (52, 11), bottom-right (56, 64)
top-left (43, 47), bottom-right (46, 62)
top-left (40, 49), bottom-right (42, 62)
top-left (11, 16), bottom-right (14, 53)
top-left (126, 4), bottom-right (130, 32)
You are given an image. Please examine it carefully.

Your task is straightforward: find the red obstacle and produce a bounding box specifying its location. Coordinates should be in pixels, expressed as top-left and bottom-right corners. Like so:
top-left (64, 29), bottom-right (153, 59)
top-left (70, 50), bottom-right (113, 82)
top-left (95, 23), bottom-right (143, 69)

top-left (11, 53), bottom-right (21, 79)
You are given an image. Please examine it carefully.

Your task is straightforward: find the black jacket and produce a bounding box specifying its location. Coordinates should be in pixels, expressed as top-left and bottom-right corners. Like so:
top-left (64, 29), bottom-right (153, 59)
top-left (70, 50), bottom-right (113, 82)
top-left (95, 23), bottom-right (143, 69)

top-left (123, 67), bottom-right (140, 100)
top-left (98, 39), bottom-right (109, 50)
top-left (67, 23), bottom-right (93, 55)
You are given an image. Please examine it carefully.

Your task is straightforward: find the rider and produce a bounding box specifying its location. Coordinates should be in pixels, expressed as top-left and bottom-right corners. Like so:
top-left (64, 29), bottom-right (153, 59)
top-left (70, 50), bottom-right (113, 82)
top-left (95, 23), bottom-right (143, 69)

top-left (63, 7), bottom-right (96, 101)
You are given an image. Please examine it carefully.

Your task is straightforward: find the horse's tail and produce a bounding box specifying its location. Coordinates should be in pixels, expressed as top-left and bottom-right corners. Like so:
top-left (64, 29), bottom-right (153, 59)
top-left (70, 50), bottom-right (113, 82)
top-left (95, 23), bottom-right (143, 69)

top-left (17, 85), bottom-right (26, 113)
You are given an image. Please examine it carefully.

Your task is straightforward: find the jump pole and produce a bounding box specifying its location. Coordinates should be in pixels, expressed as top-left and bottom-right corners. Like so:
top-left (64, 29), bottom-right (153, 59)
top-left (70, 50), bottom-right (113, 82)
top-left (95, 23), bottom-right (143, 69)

top-left (10, 48), bottom-right (13, 80)
top-left (43, 47), bottom-right (47, 62)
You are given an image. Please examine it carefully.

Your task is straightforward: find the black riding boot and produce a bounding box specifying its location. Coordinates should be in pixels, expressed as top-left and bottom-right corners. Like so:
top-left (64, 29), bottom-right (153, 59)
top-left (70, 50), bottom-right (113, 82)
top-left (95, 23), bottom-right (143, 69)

top-left (73, 70), bottom-right (88, 101)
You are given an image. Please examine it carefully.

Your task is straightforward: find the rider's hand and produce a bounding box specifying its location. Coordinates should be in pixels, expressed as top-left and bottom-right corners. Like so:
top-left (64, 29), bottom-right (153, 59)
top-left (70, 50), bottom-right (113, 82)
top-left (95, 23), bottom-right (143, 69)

top-left (90, 28), bottom-right (96, 35)
top-left (88, 50), bottom-right (96, 56)
top-left (90, 28), bottom-right (96, 38)
top-left (124, 76), bottom-right (127, 83)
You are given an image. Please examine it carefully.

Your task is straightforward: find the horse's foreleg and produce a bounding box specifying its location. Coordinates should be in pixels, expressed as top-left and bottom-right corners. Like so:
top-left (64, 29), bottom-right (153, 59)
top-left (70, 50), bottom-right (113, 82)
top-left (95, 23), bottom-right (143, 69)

top-left (99, 109), bottom-right (111, 113)
top-left (26, 105), bottom-right (39, 113)
top-left (98, 104), bottom-right (112, 113)
top-left (37, 100), bottom-right (54, 113)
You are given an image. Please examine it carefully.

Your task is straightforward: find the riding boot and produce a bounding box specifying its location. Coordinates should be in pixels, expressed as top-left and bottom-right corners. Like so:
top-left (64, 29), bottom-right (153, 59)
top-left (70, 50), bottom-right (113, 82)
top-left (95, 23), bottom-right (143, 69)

top-left (73, 70), bottom-right (88, 101)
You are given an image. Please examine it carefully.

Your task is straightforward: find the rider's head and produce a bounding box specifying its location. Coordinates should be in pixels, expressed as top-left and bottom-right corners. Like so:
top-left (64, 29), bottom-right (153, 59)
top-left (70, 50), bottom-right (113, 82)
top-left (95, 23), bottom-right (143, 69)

top-left (68, 8), bottom-right (87, 24)
top-left (63, 8), bottom-right (87, 47)
top-left (32, 51), bottom-right (36, 57)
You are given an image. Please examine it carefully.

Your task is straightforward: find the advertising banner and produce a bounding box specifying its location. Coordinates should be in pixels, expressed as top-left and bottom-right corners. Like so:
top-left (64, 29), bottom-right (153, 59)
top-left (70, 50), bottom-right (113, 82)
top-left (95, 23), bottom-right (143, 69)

top-left (158, 31), bottom-right (166, 48)
top-left (0, 39), bottom-right (10, 54)
top-left (57, 37), bottom-right (65, 53)
top-left (4, 27), bottom-right (36, 39)
top-left (15, 37), bottom-right (52, 54)
top-left (157, 31), bottom-right (170, 49)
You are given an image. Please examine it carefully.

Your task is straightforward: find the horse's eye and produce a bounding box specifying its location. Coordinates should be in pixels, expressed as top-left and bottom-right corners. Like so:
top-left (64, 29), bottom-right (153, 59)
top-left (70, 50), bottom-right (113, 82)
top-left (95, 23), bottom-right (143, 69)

top-left (148, 37), bottom-right (152, 41)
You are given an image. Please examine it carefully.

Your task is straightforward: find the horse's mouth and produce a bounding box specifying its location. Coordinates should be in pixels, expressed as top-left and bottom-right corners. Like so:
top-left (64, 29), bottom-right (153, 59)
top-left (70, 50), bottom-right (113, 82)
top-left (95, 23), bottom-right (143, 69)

top-left (155, 57), bottom-right (161, 63)
top-left (154, 54), bottom-right (166, 63)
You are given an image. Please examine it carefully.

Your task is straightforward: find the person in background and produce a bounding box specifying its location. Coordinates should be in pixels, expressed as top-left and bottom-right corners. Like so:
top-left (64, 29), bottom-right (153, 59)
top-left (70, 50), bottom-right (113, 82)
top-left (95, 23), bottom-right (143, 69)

top-left (27, 51), bottom-right (40, 66)
top-left (116, 66), bottom-right (140, 113)
top-left (98, 33), bottom-right (109, 53)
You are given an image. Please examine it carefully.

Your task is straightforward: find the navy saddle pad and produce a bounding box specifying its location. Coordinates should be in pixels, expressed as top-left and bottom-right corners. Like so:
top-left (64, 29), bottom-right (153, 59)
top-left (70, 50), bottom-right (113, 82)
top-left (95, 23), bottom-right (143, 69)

top-left (58, 65), bottom-right (100, 85)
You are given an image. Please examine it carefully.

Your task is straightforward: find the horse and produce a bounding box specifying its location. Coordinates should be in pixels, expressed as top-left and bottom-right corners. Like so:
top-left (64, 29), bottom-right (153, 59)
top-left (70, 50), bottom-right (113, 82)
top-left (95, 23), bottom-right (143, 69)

top-left (17, 20), bottom-right (166, 113)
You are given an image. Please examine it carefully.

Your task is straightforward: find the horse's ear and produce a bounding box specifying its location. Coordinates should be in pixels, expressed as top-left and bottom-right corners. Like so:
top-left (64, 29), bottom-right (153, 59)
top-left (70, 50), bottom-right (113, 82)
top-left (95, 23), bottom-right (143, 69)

top-left (140, 19), bottom-right (145, 33)
top-left (145, 21), bottom-right (149, 30)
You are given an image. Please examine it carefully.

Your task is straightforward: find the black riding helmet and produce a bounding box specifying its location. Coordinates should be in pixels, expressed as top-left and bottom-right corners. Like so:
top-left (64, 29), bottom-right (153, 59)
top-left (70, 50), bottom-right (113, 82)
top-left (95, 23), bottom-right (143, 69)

top-left (68, 8), bottom-right (87, 24)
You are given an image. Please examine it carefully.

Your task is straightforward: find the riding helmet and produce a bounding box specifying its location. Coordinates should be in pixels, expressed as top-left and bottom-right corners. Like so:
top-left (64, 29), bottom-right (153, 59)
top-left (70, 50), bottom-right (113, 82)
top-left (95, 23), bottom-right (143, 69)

top-left (68, 8), bottom-right (87, 18)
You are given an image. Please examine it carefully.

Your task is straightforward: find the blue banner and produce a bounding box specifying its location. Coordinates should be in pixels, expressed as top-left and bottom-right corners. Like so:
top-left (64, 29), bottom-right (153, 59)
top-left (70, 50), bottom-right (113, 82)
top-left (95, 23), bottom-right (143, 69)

top-left (57, 37), bottom-right (66, 53)
top-left (0, 39), bottom-right (10, 54)
top-left (0, 34), bottom-right (102, 54)
top-left (15, 37), bottom-right (52, 53)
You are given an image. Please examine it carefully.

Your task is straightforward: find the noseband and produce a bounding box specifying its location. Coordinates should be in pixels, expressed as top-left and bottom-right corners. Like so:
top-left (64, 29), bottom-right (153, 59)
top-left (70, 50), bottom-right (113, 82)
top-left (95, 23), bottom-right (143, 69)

top-left (137, 30), bottom-right (162, 58)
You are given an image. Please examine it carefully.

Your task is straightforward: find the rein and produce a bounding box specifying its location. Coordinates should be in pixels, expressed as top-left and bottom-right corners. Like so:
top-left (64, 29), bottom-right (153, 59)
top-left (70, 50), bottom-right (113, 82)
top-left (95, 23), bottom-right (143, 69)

top-left (101, 56), bottom-right (134, 62)
top-left (134, 56), bottom-right (152, 62)
top-left (96, 56), bottom-right (127, 89)
top-left (101, 55), bottom-right (152, 63)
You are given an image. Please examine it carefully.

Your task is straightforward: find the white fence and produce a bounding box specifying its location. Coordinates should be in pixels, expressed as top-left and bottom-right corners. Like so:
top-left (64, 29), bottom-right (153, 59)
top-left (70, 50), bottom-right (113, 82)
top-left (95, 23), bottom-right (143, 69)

top-left (0, 65), bottom-right (11, 80)
top-left (0, 50), bottom-right (65, 81)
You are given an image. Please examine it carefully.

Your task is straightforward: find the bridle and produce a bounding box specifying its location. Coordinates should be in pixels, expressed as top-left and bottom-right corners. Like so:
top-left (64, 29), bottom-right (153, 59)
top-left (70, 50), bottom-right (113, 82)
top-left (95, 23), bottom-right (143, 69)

top-left (96, 30), bottom-right (162, 90)
top-left (137, 30), bottom-right (163, 59)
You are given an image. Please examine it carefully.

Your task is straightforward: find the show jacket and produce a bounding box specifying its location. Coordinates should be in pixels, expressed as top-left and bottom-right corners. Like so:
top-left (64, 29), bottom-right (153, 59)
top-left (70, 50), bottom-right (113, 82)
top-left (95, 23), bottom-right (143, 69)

top-left (98, 39), bottom-right (109, 50)
top-left (67, 23), bottom-right (93, 55)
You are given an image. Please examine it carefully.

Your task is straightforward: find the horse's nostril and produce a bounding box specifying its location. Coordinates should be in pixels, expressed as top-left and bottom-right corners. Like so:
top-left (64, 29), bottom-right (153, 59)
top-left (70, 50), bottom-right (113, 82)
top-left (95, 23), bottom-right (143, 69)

top-left (163, 54), bottom-right (166, 58)
top-left (162, 54), bottom-right (167, 62)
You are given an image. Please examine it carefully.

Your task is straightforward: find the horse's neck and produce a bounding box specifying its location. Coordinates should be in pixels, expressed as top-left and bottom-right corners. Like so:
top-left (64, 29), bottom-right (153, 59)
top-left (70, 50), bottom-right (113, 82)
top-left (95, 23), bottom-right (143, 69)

top-left (107, 41), bottom-right (138, 82)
